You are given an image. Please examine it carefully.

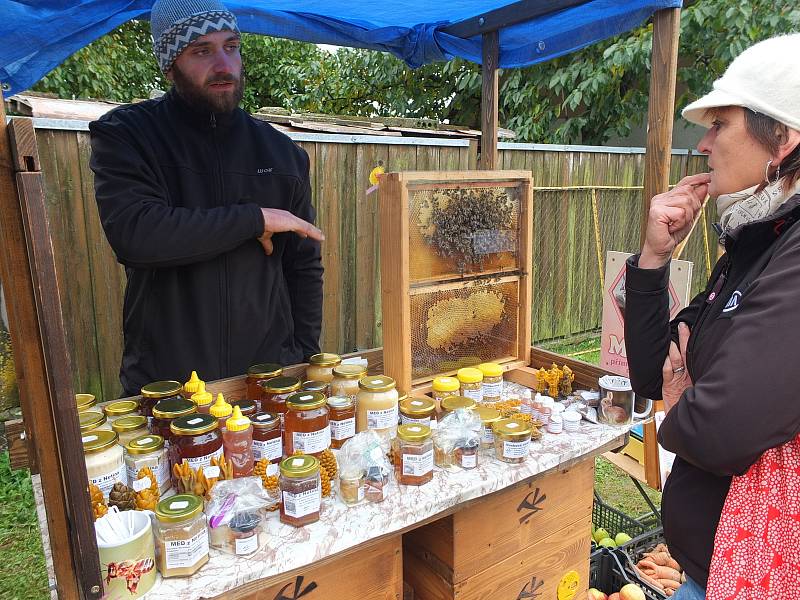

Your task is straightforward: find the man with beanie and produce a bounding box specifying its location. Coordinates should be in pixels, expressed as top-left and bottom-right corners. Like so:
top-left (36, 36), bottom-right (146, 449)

top-left (89, 0), bottom-right (325, 396)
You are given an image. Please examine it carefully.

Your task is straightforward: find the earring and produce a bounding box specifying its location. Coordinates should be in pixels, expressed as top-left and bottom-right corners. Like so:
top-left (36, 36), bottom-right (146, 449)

top-left (765, 159), bottom-right (781, 185)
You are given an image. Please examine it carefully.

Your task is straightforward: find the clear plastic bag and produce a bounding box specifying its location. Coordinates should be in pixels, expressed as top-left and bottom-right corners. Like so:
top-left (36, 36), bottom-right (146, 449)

top-left (338, 430), bottom-right (392, 503)
top-left (433, 408), bottom-right (482, 471)
top-left (205, 477), bottom-right (275, 554)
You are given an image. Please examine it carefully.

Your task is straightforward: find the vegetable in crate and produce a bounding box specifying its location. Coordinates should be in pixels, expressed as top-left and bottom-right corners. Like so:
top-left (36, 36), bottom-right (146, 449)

top-left (635, 543), bottom-right (684, 596)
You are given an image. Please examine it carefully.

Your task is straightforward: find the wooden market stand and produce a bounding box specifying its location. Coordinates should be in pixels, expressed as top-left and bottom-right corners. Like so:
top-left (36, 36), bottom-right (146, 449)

top-left (0, 2), bottom-right (682, 598)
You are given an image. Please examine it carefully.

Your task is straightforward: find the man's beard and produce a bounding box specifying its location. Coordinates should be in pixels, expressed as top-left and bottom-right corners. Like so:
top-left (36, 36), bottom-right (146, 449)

top-left (171, 65), bottom-right (244, 114)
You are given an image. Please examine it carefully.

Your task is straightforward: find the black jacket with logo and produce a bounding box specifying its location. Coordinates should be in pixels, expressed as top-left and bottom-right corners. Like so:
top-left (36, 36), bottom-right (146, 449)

top-left (90, 89), bottom-right (323, 396)
top-left (624, 194), bottom-right (800, 586)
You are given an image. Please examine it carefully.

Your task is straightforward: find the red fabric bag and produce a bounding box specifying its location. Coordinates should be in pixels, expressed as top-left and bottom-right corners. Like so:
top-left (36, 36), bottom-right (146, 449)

top-left (707, 434), bottom-right (800, 600)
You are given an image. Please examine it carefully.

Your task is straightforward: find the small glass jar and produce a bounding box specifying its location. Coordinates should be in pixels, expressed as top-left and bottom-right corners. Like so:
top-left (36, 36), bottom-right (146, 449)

top-left (283, 392), bottom-right (330, 457)
top-left (125, 434), bottom-right (171, 495)
top-left (279, 455), bottom-right (321, 527)
top-left (478, 362), bottom-right (503, 403)
top-left (306, 353), bottom-right (342, 384)
top-left (103, 400), bottom-right (139, 424)
top-left (152, 397), bottom-right (197, 446)
top-left (139, 381), bottom-right (183, 421)
top-left (301, 380), bottom-right (329, 395)
top-left (259, 376), bottom-right (301, 421)
top-left (493, 418), bottom-right (532, 464)
top-left (399, 397), bottom-right (437, 429)
top-left (245, 363), bottom-right (283, 402)
top-left (327, 396), bottom-right (356, 449)
top-left (431, 377), bottom-right (460, 411)
top-left (457, 368), bottom-right (483, 403)
top-left (356, 375), bottom-right (400, 440)
top-left (252, 412), bottom-right (282, 475)
top-left (79, 410), bottom-right (112, 434)
top-left (364, 465), bottom-right (390, 503)
top-left (232, 399), bottom-right (258, 419)
top-left (338, 470), bottom-right (365, 505)
top-left (229, 512), bottom-right (261, 556)
top-left (330, 364), bottom-right (368, 400)
top-left (112, 415), bottom-right (149, 447)
top-left (394, 424), bottom-right (433, 486)
top-left (456, 439), bottom-right (480, 469)
top-left (475, 406), bottom-right (502, 448)
top-left (440, 396), bottom-right (477, 418)
top-left (76, 393), bottom-right (96, 413)
top-left (82, 430), bottom-right (125, 499)
top-left (154, 494), bottom-right (209, 577)
top-left (170, 414), bottom-right (223, 473)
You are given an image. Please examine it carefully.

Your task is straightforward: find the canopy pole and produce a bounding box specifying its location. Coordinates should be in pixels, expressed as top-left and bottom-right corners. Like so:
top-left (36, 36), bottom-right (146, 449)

top-left (640, 7), bottom-right (682, 490)
top-left (480, 30), bottom-right (500, 170)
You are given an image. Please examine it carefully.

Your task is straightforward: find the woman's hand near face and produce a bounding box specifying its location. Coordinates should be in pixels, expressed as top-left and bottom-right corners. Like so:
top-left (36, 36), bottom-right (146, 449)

top-left (639, 173), bottom-right (711, 269)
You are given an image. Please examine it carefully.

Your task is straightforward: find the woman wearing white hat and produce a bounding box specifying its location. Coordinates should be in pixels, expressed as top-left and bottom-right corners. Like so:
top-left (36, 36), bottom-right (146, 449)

top-left (625, 33), bottom-right (800, 600)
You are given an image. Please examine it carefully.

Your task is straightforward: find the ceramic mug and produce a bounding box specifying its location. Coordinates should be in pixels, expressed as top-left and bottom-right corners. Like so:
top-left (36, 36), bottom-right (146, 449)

top-left (597, 375), bottom-right (652, 426)
top-left (97, 510), bottom-right (156, 599)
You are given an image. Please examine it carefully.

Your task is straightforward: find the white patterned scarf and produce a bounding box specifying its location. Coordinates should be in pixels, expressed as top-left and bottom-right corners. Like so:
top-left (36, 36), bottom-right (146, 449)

top-left (716, 177), bottom-right (800, 233)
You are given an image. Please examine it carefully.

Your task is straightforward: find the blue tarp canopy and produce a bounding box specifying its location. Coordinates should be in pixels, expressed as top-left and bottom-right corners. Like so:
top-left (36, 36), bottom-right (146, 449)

top-left (1, 0), bottom-right (681, 96)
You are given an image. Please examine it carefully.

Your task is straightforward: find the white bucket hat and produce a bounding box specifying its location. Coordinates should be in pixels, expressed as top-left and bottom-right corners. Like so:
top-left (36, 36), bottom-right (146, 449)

top-left (682, 33), bottom-right (800, 131)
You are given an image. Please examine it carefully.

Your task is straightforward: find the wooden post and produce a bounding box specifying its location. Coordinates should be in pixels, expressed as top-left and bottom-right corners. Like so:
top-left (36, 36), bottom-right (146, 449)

top-left (640, 7), bottom-right (682, 490)
top-left (480, 30), bottom-right (500, 170)
top-left (0, 100), bottom-right (102, 598)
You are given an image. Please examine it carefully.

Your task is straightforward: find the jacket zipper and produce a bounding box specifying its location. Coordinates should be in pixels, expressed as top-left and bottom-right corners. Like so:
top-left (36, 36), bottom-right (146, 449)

top-left (210, 113), bottom-right (230, 376)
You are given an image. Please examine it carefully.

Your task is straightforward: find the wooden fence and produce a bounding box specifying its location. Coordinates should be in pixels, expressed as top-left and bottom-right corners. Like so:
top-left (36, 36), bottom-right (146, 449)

top-left (10, 120), bottom-right (711, 401)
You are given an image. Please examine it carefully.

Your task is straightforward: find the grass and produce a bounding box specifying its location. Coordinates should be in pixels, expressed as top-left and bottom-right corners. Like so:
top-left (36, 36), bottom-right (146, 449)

top-left (0, 451), bottom-right (50, 600)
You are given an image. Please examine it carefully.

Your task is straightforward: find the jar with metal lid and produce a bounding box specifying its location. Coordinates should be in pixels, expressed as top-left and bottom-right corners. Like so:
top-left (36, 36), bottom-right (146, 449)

top-left (441, 396), bottom-right (477, 417)
top-left (112, 415), bottom-right (149, 447)
top-left (327, 396), bottom-right (356, 449)
top-left (306, 353), bottom-right (341, 384)
top-left (139, 380), bottom-right (183, 421)
top-left (330, 364), bottom-right (368, 400)
top-left (399, 397), bottom-right (437, 429)
top-left (125, 434), bottom-right (171, 495)
top-left (493, 418), bottom-right (532, 464)
top-left (431, 376), bottom-right (460, 411)
top-left (252, 412), bottom-right (282, 475)
top-left (356, 375), bottom-right (399, 440)
top-left (82, 430), bottom-right (125, 498)
top-left (76, 393), bottom-right (96, 413)
top-left (232, 399), bottom-right (258, 419)
top-left (394, 424), bottom-right (433, 486)
top-left (80, 410), bottom-right (112, 434)
top-left (259, 376), bottom-right (301, 421)
top-left (284, 392), bottom-right (330, 457)
top-left (477, 362), bottom-right (503, 403)
top-left (103, 399), bottom-right (139, 424)
top-left (279, 455), bottom-right (321, 527)
top-left (246, 363), bottom-right (283, 401)
top-left (301, 380), bottom-right (329, 395)
top-left (170, 414), bottom-right (223, 476)
top-left (154, 494), bottom-right (209, 577)
top-left (152, 396), bottom-right (197, 447)
top-left (475, 406), bottom-right (502, 448)
top-left (457, 368), bottom-right (483, 403)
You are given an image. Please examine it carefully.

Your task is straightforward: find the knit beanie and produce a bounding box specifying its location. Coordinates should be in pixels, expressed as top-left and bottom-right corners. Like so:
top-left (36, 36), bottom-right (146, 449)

top-left (682, 33), bottom-right (800, 131)
top-left (150, 0), bottom-right (240, 73)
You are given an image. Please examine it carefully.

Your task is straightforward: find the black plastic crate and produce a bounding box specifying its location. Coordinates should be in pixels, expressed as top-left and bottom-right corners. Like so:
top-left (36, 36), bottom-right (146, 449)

top-left (589, 548), bottom-right (664, 600)
top-left (592, 494), bottom-right (649, 541)
top-left (616, 527), bottom-right (670, 598)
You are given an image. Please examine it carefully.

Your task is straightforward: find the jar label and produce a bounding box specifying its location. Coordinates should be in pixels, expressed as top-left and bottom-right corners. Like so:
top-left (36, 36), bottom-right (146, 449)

top-left (184, 446), bottom-right (223, 471)
top-left (367, 406), bottom-right (398, 430)
top-left (461, 452), bottom-right (478, 469)
top-left (126, 453), bottom-right (170, 489)
top-left (461, 387), bottom-right (483, 402)
top-left (253, 437), bottom-right (282, 462)
top-left (482, 381), bottom-right (503, 398)
top-left (267, 462), bottom-right (278, 477)
top-left (482, 426), bottom-right (495, 444)
top-left (91, 463), bottom-right (127, 497)
top-left (402, 450), bottom-right (434, 477)
top-left (292, 428), bottom-right (331, 454)
top-left (235, 534), bottom-right (259, 555)
top-left (330, 417), bottom-right (356, 441)
top-left (164, 528), bottom-right (209, 570)
top-left (400, 415), bottom-right (431, 427)
top-left (283, 485), bottom-right (321, 518)
top-left (503, 439), bottom-right (530, 459)
top-left (132, 476), bottom-right (152, 493)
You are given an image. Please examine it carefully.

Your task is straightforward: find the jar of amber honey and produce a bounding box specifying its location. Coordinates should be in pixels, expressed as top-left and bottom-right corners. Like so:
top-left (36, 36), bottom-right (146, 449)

top-left (139, 381), bottom-right (183, 422)
top-left (259, 376), bottom-right (301, 423)
top-left (283, 392), bottom-right (330, 457)
top-left (327, 396), bottom-right (356, 449)
top-left (245, 363), bottom-right (282, 402)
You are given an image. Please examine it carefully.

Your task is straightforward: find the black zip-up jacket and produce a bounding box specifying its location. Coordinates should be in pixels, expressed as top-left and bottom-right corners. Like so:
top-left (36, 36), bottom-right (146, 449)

top-left (625, 194), bottom-right (800, 587)
top-left (89, 89), bottom-right (323, 396)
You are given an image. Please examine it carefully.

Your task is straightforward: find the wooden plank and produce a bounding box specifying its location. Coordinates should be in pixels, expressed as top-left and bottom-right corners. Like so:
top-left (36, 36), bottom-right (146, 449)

top-left (5, 418), bottom-right (29, 471)
top-left (316, 143), bottom-right (344, 353)
top-left (339, 144), bottom-right (358, 353)
top-left (641, 7), bottom-right (682, 490)
top-left (0, 114), bottom-right (82, 599)
top-left (226, 536), bottom-right (402, 600)
top-left (479, 31), bottom-right (499, 170)
top-left (518, 179), bottom-right (534, 358)
top-left (7, 114), bottom-right (40, 172)
top-left (603, 450), bottom-right (647, 484)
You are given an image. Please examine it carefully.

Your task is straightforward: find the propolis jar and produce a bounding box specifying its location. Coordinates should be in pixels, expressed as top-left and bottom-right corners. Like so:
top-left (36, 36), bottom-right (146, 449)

top-left (139, 380), bottom-right (183, 421)
top-left (330, 364), bottom-right (368, 400)
top-left (284, 392), bottom-right (330, 457)
top-left (356, 375), bottom-right (399, 440)
top-left (246, 363), bottom-right (282, 402)
top-left (493, 418), bottom-right (532, 464)
top-left (306, 353), bottom-right (342, 384)
top-left (259, 376), bottom-right (301, 421)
